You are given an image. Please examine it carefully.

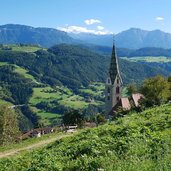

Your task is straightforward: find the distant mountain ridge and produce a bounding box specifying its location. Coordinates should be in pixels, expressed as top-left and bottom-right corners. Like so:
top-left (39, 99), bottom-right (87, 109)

top-left (0, 24), bottom-right (77, 47)
top-left (81, 45), bottom-right (171, 57)
top-left (116, 28), bottom-right (171, 49)
top-left (1, 24), bottom-right (171, 49)
top-left (70, 28), bottom-right (171, 49)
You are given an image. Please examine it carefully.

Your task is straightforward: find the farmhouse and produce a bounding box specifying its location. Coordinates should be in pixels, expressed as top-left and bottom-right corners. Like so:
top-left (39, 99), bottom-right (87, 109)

top-left (21, 127), bottom-right (54, 139)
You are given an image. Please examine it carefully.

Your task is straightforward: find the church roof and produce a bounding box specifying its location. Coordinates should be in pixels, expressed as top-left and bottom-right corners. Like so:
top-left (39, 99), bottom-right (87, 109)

top-left (132, 93), bottom-right (144, 107)
top-left (120, 97), bottom-right (131, 110)
top-left (109, 43), bottom-right (122, 85)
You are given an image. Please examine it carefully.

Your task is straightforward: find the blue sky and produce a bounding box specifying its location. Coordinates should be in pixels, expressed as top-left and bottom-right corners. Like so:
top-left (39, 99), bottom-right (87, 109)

top-left (0, 0), bottom-right (171, 34)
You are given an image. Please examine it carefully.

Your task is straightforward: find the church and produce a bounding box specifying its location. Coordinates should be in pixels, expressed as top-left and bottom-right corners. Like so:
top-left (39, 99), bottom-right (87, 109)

top-left (105, 41), bottom-right (143, 116)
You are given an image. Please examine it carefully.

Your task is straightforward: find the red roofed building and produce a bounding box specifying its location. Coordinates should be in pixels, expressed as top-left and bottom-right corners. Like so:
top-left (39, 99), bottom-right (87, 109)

top-left (120, 97), bottom-right (131, 110)
top-left (132, 93), bottom-right (144, 107)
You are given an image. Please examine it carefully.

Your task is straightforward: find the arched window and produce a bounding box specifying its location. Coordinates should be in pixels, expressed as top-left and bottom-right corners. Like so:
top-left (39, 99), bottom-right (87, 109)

top-left (116, 96), bottom-right (120, 102)
top-left (108, 79), bottom-right (110, 84)
top-left (117, 78), bottom-right (119, 84)
top-left (107, 87), bottom-right (110, 93)
top-left (108, 96), bottom-right (110, 100)
top-left (116, 86), bottom-right (120, 94)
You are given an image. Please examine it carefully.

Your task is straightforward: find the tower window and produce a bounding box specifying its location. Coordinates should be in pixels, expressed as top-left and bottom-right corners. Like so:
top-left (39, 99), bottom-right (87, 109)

top-left (107, 87), bottom-right (110, 93)
top-left (108, 79), bottom-right (110, 84)
top-left (117, 78), bottom-right (119, 84)
top-left (116, 86), bottom-right (120, 94)
top-left (116, 97), bottom-right (120, 102)
top-left (108, 96), bottom-right (110, 100)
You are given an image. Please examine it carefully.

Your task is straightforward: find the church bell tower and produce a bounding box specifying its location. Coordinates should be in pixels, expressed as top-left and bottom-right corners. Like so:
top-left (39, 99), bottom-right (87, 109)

top-left (105, 40), bottom-right (123, 115)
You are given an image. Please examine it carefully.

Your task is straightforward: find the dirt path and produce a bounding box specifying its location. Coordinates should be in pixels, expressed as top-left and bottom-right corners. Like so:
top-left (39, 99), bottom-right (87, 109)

top-left (0, 134), bottom-right (72, 159)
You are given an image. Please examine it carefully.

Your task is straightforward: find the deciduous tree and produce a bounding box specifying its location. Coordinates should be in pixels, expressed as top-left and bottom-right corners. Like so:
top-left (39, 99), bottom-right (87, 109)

top-left (63, 109), bottom-right (84, 127)
top-left (141, 75), bottom-right (170, 106)
top-left (0, 105), bottom-right (20, 145)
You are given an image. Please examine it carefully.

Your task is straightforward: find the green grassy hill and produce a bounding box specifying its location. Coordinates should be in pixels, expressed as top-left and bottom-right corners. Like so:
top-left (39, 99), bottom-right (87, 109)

top-left (0, 104), bottom-right (170, 170)
top-left (29, 83), bottom-right (104, 126)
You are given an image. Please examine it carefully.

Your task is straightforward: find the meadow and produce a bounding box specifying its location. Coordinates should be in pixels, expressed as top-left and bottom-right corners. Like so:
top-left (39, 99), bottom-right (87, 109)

top-left (0, 44), bottom-right (43, 52)
top-left (29, 83), bottom-right (105, 125)
top-left (0, 104), bottom-right (170, 170)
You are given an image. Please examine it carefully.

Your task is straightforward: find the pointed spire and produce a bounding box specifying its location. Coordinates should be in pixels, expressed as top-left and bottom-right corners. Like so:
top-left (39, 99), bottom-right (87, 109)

top-left (109, 35), bottom-right (122, 85)
top-left (113, 34), bottom-right (115, 45)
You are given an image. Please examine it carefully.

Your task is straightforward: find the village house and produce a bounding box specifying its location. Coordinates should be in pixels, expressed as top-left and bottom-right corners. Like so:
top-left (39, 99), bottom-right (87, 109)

top-left (21, 127), bottom-right (54, 140)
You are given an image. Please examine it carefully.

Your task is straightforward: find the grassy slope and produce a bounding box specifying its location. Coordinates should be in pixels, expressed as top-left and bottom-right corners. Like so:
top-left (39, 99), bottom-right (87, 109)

top-left (29, 84), bottom-right (104, 125)
top-left (0, 62), bottom-right (37, 106)
top-left (0, 60), bottom-right (104, 125)
top-left (0, 131), bottom-right (63, 153)
top-left (0, 62), bottom-right (37, 82)
top-left (79, 82), bottom-right (104, 96)
top-left (14, 65), bottom-right (37, 81)
top-left (0, 59), bottom-right (104, 125)
top-left (0, 104), bottom-right (170, 170)
top-left (1, 44), bottom-right (43, 52)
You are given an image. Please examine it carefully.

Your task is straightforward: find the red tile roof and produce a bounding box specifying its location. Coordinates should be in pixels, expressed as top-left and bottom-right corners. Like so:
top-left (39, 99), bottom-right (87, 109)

top-left (121, 97), bottom-right (131, 110)
top-left (132, 93), bottom-right (144, 107)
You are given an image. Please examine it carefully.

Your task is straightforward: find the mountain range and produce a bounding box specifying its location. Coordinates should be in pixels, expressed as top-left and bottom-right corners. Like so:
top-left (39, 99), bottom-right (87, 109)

top-left (1, 24), bottom-right (171, 49)
top-left (0, 24), bottom-right (77, 47)
top-left (70, 28), bottom-right (171, 49)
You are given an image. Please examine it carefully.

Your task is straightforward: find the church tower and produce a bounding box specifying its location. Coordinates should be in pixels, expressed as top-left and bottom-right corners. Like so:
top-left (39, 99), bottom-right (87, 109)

top-left (105, 41), bottom-right (123, 115)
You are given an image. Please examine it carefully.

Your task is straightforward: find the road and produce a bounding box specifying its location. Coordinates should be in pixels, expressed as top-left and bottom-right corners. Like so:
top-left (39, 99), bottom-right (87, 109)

top-left (0, 133), bottom-right (72, 159)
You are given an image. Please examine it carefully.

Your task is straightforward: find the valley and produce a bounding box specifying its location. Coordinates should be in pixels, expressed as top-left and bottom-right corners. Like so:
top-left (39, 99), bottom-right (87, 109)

top-left (1, 1), bottom-right (171, 170)
top-left (0, 44), bottom-right (171, 129)
top-left (29, 83), bottom-right (104, 126)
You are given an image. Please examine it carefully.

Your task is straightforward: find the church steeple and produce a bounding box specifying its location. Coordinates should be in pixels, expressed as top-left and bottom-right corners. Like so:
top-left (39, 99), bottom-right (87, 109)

top-left (105, 37), bottom-right (123, 115)
top-left (109, 37), bottom-right (122, 85)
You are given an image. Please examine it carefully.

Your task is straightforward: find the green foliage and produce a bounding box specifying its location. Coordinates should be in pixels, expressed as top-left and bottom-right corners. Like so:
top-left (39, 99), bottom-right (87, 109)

top-left (86, 45), bottom-right (171, 58)
top-left (0, 44), bottom-right (169, 89)
top-left (0, 65), bottom-right (33, 104)
top-left (141, 75), bottom-right (170, 106)
top-left (20, 105), bottom-right (39, 129)
top-left (0, 131), bottom-right (63, 153)
top-left (0, 44), bottom-right (171, 129)
top-left (96, 113), bottom-right (106, 124)
top-left (0, 44), bottom-right (108, 89)
top-left (0, 105), bottom-right (20, 145)
top-left (63, 109), bottom-right (84, 127)
top-left (128, 47), bottom-right (171, 57)
top-left (168, 75), bottom-right (171, 82)
top-left (0, 104), bottom-right (171, 170)
top-left (127, 83), bottom-right (137, 96)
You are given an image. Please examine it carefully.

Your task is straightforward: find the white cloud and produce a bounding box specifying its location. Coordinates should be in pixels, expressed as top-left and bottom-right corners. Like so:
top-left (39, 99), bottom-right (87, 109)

top-left (156, 17), bottom-right (164, 21)
top-left (97, 26), bottom-right (104, 30)
top-left (57, 25), bottom-right (112, 35)
top-left (84, 19), bottom-right (101, 25)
